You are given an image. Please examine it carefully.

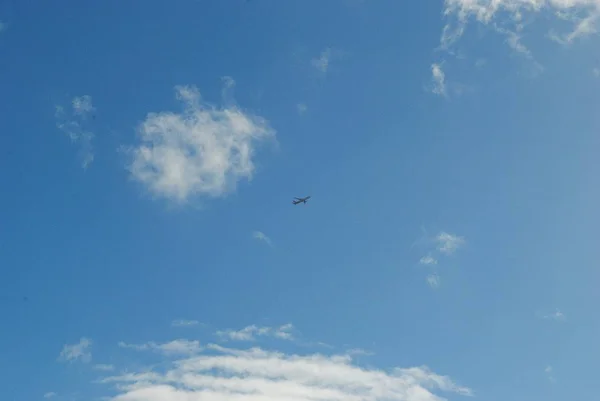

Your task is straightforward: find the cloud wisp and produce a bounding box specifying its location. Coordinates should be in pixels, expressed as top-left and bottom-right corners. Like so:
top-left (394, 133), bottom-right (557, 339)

top-left (252, 231), bottom-right (273, 247)
top-left (540, 309), bottom-right (566, 321)
top-left (55, 95), bottom-right (96, 169)
top-left (57, 337), bottom-right (92, 363)
top-left (297, 103), bottom-right (308, 115)
top-left (311, 48), bottom-right (333, 73)
top-left (431, 0), bottom-right (600, 94)
top-left (216, 323), bottom-right (294, 342)
top-left (171, 319), bottom-right (201, 327)
top-left (435, 232), bottom-right (466, 255)
top-left (99, 342), bottom-right (473, 401)
top-left (126, 81), bottom-right (275, 204)
top-left (417, 230), bottom-right (466, 288)
top-left (430, 64), bottom-right (447, 97)
top-left (94, 364), bottom-right (116, 371)
top-left (426, 273), bottom-right (441, 289)
top-left (119, 339), bottom-right (202, 356)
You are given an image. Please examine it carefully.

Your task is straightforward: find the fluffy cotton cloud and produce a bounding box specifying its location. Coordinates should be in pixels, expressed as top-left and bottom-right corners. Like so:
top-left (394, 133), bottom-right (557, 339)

top-left (99, 343), bottom-right (472, 401)
top-left (216, 323), bottom-right (294, 341)
top-left (172, 319), bottom-right (201, 327)
top-left (252, 231), bottom-right (272, 247)
top-left (127, 83), bottom-right (275, 203)
top-left (430, 64), bottom-right (447, 97)
top-left (435, 232), bottom-right (466, 255)
top-left (119, 339), bottom-right (202, 356)
top-left (58, 337), bottom-right (92, 363)
top-left (55, 96), bottom-right (95, 169)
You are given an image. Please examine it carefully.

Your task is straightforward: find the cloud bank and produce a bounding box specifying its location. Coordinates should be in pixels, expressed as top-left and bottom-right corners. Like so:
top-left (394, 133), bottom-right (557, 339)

top-left (100, 343), bottom-right (473, 401)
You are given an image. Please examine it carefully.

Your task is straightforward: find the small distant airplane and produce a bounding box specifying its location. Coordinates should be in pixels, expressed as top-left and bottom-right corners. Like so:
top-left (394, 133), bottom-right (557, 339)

top-left (292, 196), bottom-right (311, 205)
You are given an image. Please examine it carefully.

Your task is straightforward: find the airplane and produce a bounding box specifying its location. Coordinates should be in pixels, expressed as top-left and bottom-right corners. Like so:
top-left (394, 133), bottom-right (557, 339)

top-left (292, 196), bottom-right (311, 205)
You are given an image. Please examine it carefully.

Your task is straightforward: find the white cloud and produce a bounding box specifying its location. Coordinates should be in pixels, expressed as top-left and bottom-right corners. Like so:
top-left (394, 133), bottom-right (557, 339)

top-left (216, 323), bottom-right (294, 342)
top-left (419, 255), bottom-right (438, 266)
top-left (55, 96), bottom-right (95, 169)
top-left (43, 392), bottom-right (57, 398)
top-left (119, 339), bottom-right (202, 356)
top-left (94, 364), bottom-right (116, 371)
top-left (252, 231), bottom-right (272, 247)
top-left (126, 83), bottom-right (275, 204)
top-left (430, 64), bottom-right (447, 97)
top-left (72, 95), bottom-right (95, 116)
top-left (427, 274), bottom-right (441, 289)
top-left (346, 348), bottom-right (374, 356)
top-left (441, 0), bottom-right (600, 49)
top-left (434, 0), bottom-right (600, 89)
top-left (0, 22), bottom-right (6, 32)
top-left (542, 309), bottom-right (566, 321)
top-left (311, 48), bottom-right (332, 73)
top-left (593, 67), bottom-right (600, 77)
top-left (435, 232), bottom-right (466, 255)
top-left (58, 337), bottom-right (92, 363)
top-left (297, 103), bottom-right (308, 115)
top-left (171, 319), bottom-right (200, 327)
top-left (544, 365), bottom-right (556, 382)
top-left (100, 343), bottom-right (472, 401)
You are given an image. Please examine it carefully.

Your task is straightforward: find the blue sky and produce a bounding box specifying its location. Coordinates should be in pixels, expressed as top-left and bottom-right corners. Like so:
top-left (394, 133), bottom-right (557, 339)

top-left (0, 0), bottom-right (599, 400)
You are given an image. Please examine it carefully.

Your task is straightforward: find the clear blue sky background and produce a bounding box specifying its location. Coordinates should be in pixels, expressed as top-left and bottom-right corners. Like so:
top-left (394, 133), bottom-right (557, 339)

top-left (0, 1), bottom-right (598, 401)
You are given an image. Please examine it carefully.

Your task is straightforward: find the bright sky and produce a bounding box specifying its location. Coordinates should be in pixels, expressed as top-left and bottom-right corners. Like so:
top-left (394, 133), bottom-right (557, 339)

top-left (0, 1), bottom-right (599, 401)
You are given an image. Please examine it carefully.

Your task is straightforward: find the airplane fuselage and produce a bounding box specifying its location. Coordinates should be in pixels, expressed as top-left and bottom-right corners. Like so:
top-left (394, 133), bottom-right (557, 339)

top-left (292, 196), bottom-right (311, 205)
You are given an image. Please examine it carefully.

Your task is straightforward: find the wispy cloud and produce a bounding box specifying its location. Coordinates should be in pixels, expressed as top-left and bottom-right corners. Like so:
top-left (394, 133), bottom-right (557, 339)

top-left (72, 95), bottom-right (95, 116)
top-left (541, 309), bottom-right (566, 321)
top-left (593, 67), bottom-right (600, 77)
top-left (93, 364), bottom-right (115, 371)
top-left (433, 0), bottom-right (600, 90)
top-left (311, 48), bottom-right (332, 73)
top-left (126, 81), bottom-right (275, 204)
top-left (57, 337), bottom-right (92, 363)
top-left (346, 348), bottom-right (374, 356)
top-left (427, 273), bottom-right (441, 289)
top-left (297, 103), bottom-right (307, 115)
top-left (435, 232), bottom-right (466, 255)
top-left (43, 392), bottom-right (57, 399)
top-left (441, 0), bottom-right (600, 50)
top-left (419, 255), bottom-right (438, 266)
top-left (430, 63), bottom-right (447, 96)
top-left (119, 339), bottom-right (202, 356)
top-left (545, 365), bottom-right (556, 382)
top-left (416, 230), bottom-right (465, 288)
top-left (171, 319), bottom-right (200, 327)
top-left (99, 342), bottom-right (473, 401)
top-left (0, 22), bottom-right (6, 32)
top-left (55, 96), bottom-right (95, 169)
top-left (216, 323), bottom-right (294, 342)
top-left (252, 231), bottom-right (272, 247)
